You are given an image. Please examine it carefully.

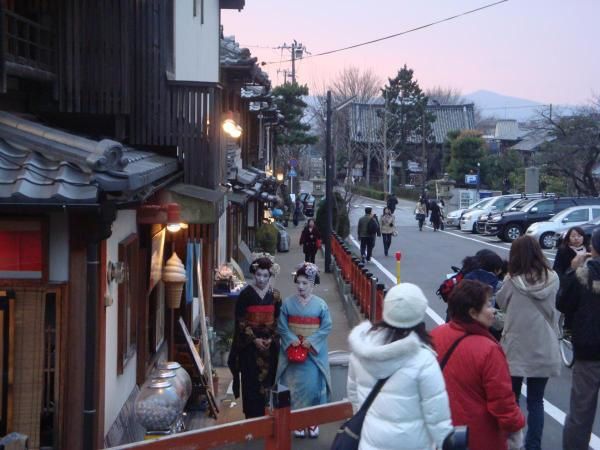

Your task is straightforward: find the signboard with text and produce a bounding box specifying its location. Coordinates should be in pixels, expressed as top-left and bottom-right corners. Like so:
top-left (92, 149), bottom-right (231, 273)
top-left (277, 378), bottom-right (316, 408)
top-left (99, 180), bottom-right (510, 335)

top-left (465, 174), bottom-right (479, 185)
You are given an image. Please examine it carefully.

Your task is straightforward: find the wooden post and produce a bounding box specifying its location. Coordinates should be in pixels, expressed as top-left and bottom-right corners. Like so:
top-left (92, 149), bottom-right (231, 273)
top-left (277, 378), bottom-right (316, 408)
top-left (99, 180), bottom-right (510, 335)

top-left (265, 385), bottom-right (292, 450)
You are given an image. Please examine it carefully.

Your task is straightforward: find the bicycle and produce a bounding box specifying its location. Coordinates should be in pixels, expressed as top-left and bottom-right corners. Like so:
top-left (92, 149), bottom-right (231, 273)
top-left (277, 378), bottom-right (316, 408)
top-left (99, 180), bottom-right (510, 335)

top-left (558, 313), bottom-right (574, 368)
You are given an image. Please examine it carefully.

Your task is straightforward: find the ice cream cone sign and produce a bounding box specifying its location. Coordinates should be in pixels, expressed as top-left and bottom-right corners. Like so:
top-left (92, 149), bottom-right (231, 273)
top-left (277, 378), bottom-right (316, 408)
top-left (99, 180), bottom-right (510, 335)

top-left (162, 252), bottom-right (187, 309)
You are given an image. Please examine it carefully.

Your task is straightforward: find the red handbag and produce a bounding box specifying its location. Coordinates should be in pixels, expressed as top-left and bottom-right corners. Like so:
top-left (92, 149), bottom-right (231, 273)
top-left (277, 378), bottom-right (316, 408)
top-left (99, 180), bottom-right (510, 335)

top-left (286, 336), bottom-right (309, 363)
top-left (316, 239), bottom-right (322, 250)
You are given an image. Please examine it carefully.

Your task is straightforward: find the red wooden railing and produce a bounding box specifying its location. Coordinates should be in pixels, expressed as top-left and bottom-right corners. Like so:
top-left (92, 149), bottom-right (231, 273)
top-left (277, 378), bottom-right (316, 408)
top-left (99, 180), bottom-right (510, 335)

top-left (106, 386), bottom-right (353, 450)
top-left (330, 233), bottom-right (388, 322)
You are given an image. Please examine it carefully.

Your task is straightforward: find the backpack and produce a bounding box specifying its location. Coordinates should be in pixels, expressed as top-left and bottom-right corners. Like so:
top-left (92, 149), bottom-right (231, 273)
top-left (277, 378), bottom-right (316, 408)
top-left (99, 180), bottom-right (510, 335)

top-left (436, 271), bottom-right (464, 303)
top-left (367, 217), bottom-right (379, 235)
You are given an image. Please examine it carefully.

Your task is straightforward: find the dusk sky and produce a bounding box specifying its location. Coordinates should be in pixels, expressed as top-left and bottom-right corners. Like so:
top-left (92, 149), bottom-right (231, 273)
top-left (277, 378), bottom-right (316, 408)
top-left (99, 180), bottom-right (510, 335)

top-left (222, 0), bottom-right (599, 106)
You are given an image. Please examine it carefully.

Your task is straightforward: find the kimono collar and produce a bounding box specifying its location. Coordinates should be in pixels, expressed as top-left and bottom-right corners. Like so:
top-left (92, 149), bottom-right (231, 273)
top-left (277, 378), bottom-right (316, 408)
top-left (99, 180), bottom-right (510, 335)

top-left (296, 294), bottom-right (313, 307)
top-left (251, 283), bottom-right (271, 301)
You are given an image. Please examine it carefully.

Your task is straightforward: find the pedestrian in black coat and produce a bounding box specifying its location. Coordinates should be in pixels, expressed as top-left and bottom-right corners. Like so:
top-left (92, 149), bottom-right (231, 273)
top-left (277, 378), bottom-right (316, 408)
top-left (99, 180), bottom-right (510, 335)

top-left (429, 200), bottom-right (442, 231)
top-left (553, 226), bottom-right (588, 277)
top-left (386, 194), bottom-right (398, 214)
top-left (299, 219), bottom-right (321, 263)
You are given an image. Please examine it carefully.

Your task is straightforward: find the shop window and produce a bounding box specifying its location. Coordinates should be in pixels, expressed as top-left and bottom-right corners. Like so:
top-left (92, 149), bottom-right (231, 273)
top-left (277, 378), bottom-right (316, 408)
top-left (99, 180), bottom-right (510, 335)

top-left (118, 235), bottom-right (139, 375)
top-left (0, 220), bottom-right (43, 279)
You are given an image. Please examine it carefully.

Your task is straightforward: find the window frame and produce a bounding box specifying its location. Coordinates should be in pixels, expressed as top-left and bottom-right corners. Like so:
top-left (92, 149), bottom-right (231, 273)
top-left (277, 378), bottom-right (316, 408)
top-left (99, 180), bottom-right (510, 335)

top-left (0, 217), bottom-right (48, 282)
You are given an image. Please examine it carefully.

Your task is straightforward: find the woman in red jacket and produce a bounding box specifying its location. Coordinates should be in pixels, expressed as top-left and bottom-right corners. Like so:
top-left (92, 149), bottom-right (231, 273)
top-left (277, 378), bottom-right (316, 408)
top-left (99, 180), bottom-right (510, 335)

top-left (431, 280), bottom-right (525, 450)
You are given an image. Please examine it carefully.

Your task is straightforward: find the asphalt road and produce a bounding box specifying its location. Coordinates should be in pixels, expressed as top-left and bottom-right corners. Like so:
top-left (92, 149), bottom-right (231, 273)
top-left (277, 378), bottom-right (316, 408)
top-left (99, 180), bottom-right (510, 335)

top-left (348, 194), bottom-right (600, 450)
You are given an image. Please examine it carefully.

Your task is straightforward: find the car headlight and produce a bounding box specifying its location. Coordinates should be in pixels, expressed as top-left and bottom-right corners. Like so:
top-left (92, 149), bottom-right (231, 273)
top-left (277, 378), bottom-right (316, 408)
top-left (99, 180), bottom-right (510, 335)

top-left (479, 214), bottom-right (488, 221)
top-left (491, 216), bottom-right (502, 222)
top-left (462, 213), bottom-right (472, 220)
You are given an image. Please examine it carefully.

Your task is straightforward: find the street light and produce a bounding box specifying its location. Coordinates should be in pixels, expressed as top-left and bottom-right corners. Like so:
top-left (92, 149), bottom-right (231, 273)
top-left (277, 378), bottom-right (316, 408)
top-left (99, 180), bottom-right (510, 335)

top-left (324, 92), bottom-right (357, 273)
top-left (476, 162), bottom-right (481, 200)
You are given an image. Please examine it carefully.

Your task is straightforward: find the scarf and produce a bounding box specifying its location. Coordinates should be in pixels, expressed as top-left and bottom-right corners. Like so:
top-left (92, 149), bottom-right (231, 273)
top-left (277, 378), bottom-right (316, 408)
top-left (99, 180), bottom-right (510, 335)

top-left (569, 245), bottom-right (586, 254)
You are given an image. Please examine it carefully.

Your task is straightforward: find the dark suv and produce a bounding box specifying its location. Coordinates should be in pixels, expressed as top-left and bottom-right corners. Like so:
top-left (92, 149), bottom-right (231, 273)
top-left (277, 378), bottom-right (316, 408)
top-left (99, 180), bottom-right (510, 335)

top-left (485, 197), bottom-right (600, 242)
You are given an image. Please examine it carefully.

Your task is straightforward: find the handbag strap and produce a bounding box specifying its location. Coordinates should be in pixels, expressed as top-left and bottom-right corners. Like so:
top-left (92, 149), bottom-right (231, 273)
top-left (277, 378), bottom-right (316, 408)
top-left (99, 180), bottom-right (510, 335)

top-left (440, 334), bottom-right (471, 370)
top-left (356, 376), bottom-right (390, 416)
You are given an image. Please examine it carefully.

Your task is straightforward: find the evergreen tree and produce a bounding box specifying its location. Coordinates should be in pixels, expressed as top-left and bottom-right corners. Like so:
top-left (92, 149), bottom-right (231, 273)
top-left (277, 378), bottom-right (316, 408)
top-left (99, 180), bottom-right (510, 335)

top-left (447, 131), bottom-right (487, 183)
top-left (381, 65), bottom-right (435, 183)
top-left (271, 84), bottom-right (317, 170)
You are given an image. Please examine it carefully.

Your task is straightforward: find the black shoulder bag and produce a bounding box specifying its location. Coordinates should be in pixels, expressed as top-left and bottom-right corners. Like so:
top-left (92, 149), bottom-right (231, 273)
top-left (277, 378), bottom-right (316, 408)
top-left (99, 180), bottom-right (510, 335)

top-left (330, 377), bottom-right (390, 450)
top-left (440, 334), bottom-right (471, 370)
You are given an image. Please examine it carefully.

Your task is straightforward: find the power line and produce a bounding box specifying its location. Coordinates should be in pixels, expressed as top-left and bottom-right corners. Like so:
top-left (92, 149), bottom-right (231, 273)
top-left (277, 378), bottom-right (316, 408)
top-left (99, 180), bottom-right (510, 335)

top-left (262, 0), bottom-right (508, 66)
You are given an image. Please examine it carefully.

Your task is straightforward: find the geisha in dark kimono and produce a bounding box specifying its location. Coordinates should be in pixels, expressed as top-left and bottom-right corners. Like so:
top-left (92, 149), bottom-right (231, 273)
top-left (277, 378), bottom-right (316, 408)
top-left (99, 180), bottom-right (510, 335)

top-left (228, 255), bottom-right (281, 418)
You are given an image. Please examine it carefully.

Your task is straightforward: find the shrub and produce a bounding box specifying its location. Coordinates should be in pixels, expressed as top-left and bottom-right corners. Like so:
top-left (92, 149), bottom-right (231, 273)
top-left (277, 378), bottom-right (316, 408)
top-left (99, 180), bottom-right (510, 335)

top-left (351, 185), bottom-right (385, 200)
top-left (315, 192), bottom-right (351, 239)
top-left (255, 223), bottom-right (278, 254)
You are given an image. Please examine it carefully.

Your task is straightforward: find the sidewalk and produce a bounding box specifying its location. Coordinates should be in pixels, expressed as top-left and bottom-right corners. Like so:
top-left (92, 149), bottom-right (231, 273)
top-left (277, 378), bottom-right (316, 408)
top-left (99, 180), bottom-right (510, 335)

top-left (211, 220), bottom-right (351, 438)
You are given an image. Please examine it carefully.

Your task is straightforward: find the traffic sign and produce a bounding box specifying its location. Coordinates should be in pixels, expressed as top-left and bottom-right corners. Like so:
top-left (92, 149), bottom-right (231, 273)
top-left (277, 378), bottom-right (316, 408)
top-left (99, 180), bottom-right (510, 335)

top-left (465, 174), bottom-right (479, 185)
top-left (290, 158), bottom-right (298, 168)
top-left (289, 168), bottom-right (297, 177)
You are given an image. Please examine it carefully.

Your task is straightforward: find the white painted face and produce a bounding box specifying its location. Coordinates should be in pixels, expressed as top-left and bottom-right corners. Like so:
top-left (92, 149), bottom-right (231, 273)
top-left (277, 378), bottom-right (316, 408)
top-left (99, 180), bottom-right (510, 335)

top-left (254, 268), bottom-right (271, 290)
top-left (296, 275), bottom-right (314, 298)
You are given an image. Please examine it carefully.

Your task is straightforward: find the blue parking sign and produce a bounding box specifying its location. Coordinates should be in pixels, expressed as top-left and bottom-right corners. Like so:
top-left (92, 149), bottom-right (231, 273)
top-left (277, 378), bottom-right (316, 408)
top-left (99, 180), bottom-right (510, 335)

top-left (465, 174), bottom-right (478, 185)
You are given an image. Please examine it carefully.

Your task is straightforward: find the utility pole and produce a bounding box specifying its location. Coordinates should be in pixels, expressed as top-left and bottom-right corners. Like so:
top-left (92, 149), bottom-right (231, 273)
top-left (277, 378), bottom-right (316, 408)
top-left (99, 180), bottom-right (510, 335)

top-left (383, 92), bottom-right (388, 200)
top-left (421, 112), bottom-right (427, 194)
top-left (325, 91), bottom-right (333, 272)
top-left (366, 104), bottom-right (371, 186)
top-left (276, 40), bottom-right (308, 84)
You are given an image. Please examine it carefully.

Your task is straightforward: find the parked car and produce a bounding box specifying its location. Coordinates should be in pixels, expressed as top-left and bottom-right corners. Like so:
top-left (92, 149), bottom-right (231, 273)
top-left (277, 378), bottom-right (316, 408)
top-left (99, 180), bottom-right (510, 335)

top-left (555, 216), bottom-right (600, 248)
top-left (298, 192), bottom-right (316, 217)
top-left (485, 196), bottom-right (600, 242)
top-left (445, 198), bottom-right (492, 228)
top-left (460, 194), bottom-right (524, 233)
top-left (274, 221), bottom-right (291, 252)
top-left (476, 193), bottom-right (551, 234)
top-left (526, 205), bottom-right (600, 249)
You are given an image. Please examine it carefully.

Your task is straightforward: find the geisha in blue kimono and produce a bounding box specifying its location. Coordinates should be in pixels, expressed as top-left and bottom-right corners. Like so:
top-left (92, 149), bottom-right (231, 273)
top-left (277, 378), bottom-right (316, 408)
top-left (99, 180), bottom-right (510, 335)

top-left (276, 262), bottom-right (332, 439)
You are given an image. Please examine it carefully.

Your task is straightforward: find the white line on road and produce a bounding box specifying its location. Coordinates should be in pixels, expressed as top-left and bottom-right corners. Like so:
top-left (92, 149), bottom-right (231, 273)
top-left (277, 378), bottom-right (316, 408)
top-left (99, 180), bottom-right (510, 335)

top-left (348, 231), bottom-right (599, 448)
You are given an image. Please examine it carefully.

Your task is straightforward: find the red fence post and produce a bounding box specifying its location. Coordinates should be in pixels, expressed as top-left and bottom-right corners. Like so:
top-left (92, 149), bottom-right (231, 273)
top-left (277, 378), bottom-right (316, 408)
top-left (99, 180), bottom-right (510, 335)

top-left (265, 385), bottom-right (292, 450)
top-left (375, 284), bottom-right (385, 322)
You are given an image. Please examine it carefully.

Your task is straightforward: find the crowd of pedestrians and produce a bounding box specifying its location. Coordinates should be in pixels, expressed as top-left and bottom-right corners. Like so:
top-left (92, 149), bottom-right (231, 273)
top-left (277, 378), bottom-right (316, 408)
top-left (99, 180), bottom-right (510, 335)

top-left (230, 189), bottom-right (600, 450)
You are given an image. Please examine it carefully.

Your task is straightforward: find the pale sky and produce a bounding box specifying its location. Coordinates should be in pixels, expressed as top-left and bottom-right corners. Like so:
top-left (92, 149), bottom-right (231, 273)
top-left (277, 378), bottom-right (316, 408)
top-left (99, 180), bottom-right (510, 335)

top-left (222, 0), bottom-right (599, 105)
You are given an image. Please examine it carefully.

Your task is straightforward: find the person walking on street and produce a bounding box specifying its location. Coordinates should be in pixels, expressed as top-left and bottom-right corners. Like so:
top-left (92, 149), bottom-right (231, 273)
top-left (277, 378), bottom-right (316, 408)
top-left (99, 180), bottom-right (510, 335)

top-left (415, 197), bottom-right (428, 231)
top-left (358, 207), bottom-right (379, 262)
top-left (430, 200), bottom-right (443, 231)
top-left (347, 283), bottom-right (454, 450)
top-left (432, 280), bottom-right (525, 450)
top-left (439, 199), bottom-right (446, 230)
top-left (386, 193), bottom-right (398, 214)
top-left (557, 229), bottom-right (600, 450)
top-left (293, 198), bottom-right (303, 227)
top-left (380, 207), bottom-right (396, 257)
top-left (299, 219), bottom-right (321, 263)
top-left (496, 236), bottom-right (560, 450)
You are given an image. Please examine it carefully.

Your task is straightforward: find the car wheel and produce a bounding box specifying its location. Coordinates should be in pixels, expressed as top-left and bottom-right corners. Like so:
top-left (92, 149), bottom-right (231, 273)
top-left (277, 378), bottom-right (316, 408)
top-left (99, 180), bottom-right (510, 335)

top-left (504, 224), bottom-right (522, 242)
top-left (540, 232), bottom-right (555, 249)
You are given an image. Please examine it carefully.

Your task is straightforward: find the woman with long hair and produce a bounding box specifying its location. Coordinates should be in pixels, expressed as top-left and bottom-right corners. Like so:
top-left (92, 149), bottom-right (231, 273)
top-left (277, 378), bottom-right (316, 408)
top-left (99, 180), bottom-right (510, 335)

top-left (553, 226), bottom-right (588, 277)
top-left (380, 207), bottom-right (396, 257)
top-left (496, 236), bottom-right (561, 450)
top-left (415, 197), bottom-right (428, 231)
top-left (432, 280), bottom-right (525, 450)
top-left (347, 283), bottom-right (454, 449)
top-left (299, 219), bottom-right (321, 263)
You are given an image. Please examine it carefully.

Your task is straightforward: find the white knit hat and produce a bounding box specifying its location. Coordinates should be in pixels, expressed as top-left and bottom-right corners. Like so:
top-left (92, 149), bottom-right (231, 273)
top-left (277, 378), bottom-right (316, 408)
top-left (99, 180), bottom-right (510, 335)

top-left (382, 283), bottom-right (428, 328)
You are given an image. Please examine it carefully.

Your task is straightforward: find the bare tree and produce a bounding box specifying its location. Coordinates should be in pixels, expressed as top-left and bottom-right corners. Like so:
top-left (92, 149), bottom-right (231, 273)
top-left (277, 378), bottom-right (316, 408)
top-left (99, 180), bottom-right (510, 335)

top-left (310, 67), bottom-right (382, 207)
top-left (425, 86), bottom-right (464, 105)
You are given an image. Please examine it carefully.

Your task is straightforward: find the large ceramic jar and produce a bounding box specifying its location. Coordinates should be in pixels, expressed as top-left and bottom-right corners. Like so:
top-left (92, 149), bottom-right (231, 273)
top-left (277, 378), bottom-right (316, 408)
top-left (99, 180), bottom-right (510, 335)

top-left (134, 379), bottom-right (180, 431)
top-left (158, 361), bottom-right (192, 400)
top-left (154, 369), bottom-right (186, 409)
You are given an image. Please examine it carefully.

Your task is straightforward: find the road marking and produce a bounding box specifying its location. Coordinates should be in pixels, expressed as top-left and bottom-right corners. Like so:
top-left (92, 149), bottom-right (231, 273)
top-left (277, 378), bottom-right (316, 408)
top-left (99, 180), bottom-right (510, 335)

top-left (348, 235), bottom-right (445, 326)
top-left (348, 231), bottom-right (600, 447)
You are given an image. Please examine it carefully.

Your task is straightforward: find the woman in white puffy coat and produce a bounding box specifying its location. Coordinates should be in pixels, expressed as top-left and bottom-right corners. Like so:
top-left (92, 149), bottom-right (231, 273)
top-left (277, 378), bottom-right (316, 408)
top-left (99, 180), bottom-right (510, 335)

top-left (347, 283), bottom-right (453, 450)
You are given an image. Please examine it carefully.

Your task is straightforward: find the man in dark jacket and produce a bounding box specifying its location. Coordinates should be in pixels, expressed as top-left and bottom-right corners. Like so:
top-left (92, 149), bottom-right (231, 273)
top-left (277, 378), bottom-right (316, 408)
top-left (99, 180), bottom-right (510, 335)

top-left (557, 229), bottom-right (600, 450)
top-left (357, 207), bottom-right (379, 262)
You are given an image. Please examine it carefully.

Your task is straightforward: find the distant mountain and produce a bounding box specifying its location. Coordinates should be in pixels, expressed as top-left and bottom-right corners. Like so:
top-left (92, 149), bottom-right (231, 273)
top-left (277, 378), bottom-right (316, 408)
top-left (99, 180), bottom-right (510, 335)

top-left (464, 90), bottom-right (548, 122)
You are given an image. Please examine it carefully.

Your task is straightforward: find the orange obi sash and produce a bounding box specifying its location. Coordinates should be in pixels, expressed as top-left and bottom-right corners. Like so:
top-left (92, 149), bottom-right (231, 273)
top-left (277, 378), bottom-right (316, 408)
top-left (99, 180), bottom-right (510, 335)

top-left (288, 315), bottom-right (321, 338)
top-left (246, 304), bottom-right (276, 328)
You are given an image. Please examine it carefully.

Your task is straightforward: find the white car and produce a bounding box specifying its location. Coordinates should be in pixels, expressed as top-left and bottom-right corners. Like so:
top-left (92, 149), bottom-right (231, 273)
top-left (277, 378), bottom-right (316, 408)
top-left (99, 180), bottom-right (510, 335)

top-left (526, 205), bottom-right (600, 249)
top-left (445, 198), bottom-right (490, 228)
top-left (459, 197), bottom-right (496, 232)
top-left (460, 194), bottom-right (527, 234)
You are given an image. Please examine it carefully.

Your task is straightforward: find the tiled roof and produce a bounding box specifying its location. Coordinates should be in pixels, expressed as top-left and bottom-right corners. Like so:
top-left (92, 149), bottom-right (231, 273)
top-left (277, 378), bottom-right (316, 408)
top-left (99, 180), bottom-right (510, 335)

top-left (349, 103), bottom-right (476, 145)
top-left (494, 120), bottom-right (528, 141)
top-left (220, 35), bottom-right (270, 88)
top-left (0, 112), bottom-right (179, 204)
top-left (509, 130), bottom-right (555, 152)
